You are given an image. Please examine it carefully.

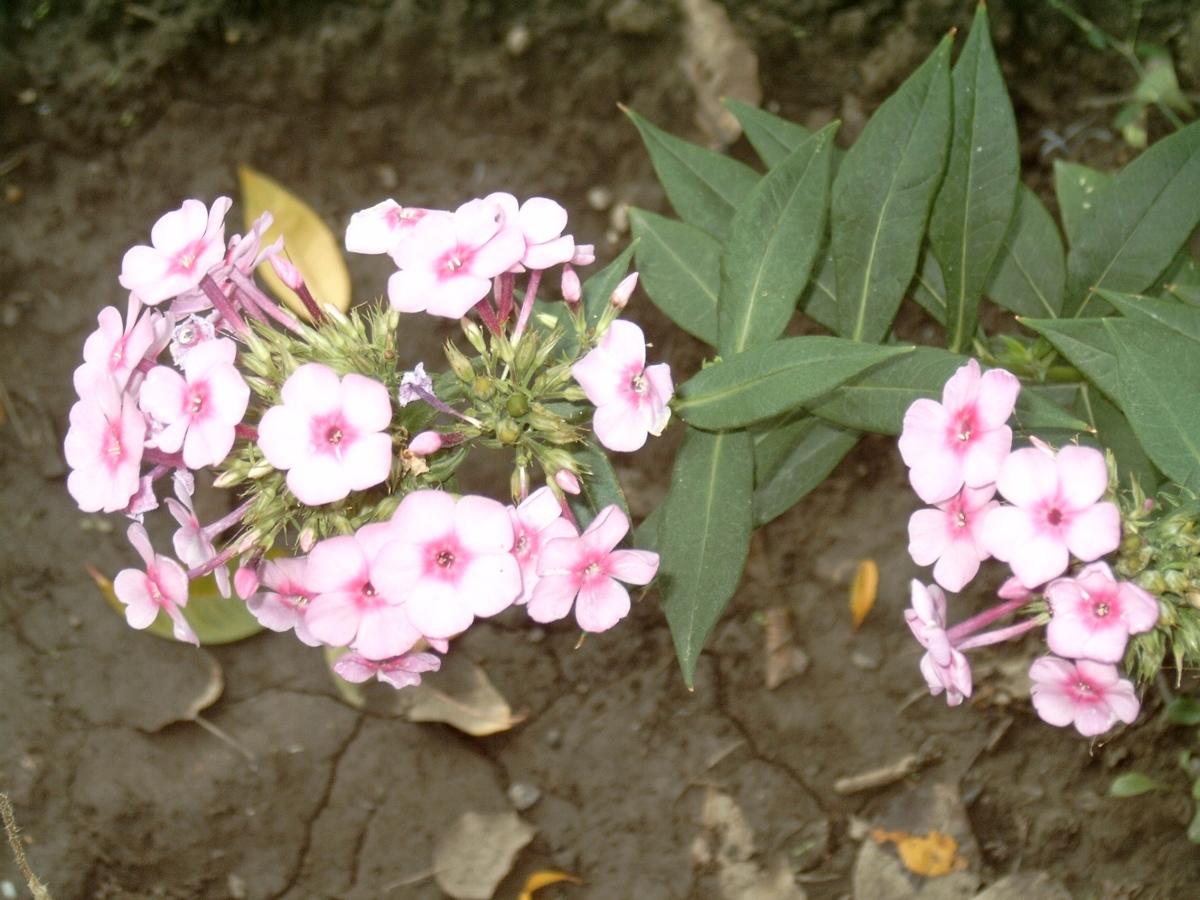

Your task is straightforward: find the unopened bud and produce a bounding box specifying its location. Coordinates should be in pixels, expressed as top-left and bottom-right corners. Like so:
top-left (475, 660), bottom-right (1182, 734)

top-left (506, 393), bottom-right (530, 418)
top-left (408, 430), bottom-right (443, 456)
top-left (561, 264), bottom-right (582, 305)
top-left (511, 465), bottom-right (531, 502)
top-left (234, 564), bottom-right (261, 599)
top-left (473, 375), bottom-right (495, 401)
top-left (445, 340), bottom-right (476, 384)
top-left (299, 527), bottom-right (317, 553)
top-left (269, 255), bottom-right (306, 291)
top-left (1165, 570), bottom-right (1190, 594)
top-left (610, 271), bottom-right (638, 309)
top-left (554, 469), bottom-right (581, 495)
top-left (514, 334), bottom-right (537, 373)
top-left (247, 460), bottom-right (275, 479)
top-left (460, 318), bottom-right (488, 355)
top-left (496, 418), bottom-right (522, 445)
top-left (213, 469), bottom-right (243, 489)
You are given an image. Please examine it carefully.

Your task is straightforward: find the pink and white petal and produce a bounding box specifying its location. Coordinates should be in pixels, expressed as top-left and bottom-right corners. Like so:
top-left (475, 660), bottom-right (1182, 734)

top-left (907, 508), bottom-right (951, 567)
top-left (281, 363), bottom-right (342, 415)
top-left (288, 454), bottom-right (352, 506)
top-left (184, 420), bottom-right (235, 469)
top-left (962, 425), bottom-right (1012, 488)
top-left (370, 540), bottom-right (428, 599)
top-left (571, 346), bottom-right (621, 406)
top-left (1030, 655), bottom-right (1076, 684)
top-left (1105, 682), bottom-right (1141, 724)
top-left (390, 490), bottom-right (456, 542)
top-left (907, 457), bottom-right (966, 506)
top-left (536, 535), bottom-right (585, 575)
top-left (182, 336), bottom-right (238, 375)
top-left (528, 574), bottom-right (578, 623)
top-left (67, 468), bottom-right (107, 513)
top-left (155, 557), bottom-right (190, 606)
top-left (204, 365), bottom-right (251, 424)
top-left (395, 215), bottom-right (455, 269)
top-left (598, 319), bottom-right (648, 373)
top-left (468, 226), bottom-right (526, 278)
top-left (305, 593), bottom-right (363, 647)
top-left (1118, 583), bottom-right (1160, 634)
top-left (126, 523), bottom-right (157, 568)
top-left (151, 200), bottom-right (208, 253)
top-left (123, 597), bottom-right (161, 630)
top-left (517, 486), bottom-right (564, 531)
top-left (454, 198), bottom-right (505, 247)
top-left (522, 235), bottom-right (576, 270)
top-left (257, 405), bottom-right (309, 470)
top-left (897, 399), bottom-right (949, 468)
top-left (340, 373), bottom-right (392, 432)
top-left (138, 366), bottom-right (187, 422)
top-left (247, 594), bottom-right (302, 632)
top-left (931, 539), bottom-right (983, 593)
top-left (425, 274), bottom-right (493, 319)
top-left (592, 401), bottom-right (650, 453)
top-left (204, 196), bottom-right (232, 241)
top-left (519, 197), bottom-right (568, 242)
top-left (456, 495), bottom-right (515, 554)
top-left (608, 549), bottom-right (659, 585)
top-left (1073, 704), bottom-right (1117, 737)
top-left (342, 432), bottom-right (393, 493)
top-left (354, 605), bottom-right (422, 660)
top-left (114, 567), bottom-right (152, 610)
top-left (119, 245), bottom-right (173, 303)
top-left (996, 447), bottom-right (1060, 507)
top-left (306, 536), bottom-right (366, 593)
top-left (1030, 683), bottom-right (1077, 727)
top-left (574, 577), bottom-right (631, 633)
top-left (345, 200), bottom-right (403, 255)
top-left (1009, 534), bottom-right (1069, 589)
top-left (940, 359), bottom-right (981, 413)
top-left (333, 653), bottom-right (378, 682)
top-left (1077, 623), bottom-right (1129, 664)
top-left (1057, 445), bottom-right (1110, 509)
top-left (354, 522), bottom-right (397, 565)
top-left (975, 368), bottom-right (1021, 427)
top-left (387, 268), bottom-right (435, 313)
top-left (643, 363), bottom-right (675, 405)
top-left (980, 505), bottom-right (1035, 563)
top-left (406, 579), bottom-right (473, 639)
top-left (1064, 502), bottom-right (1121, 562)
top-left (165, 605), bottom-right (200, 646)
top-left (460, 553), bottom-right (523, 617)
top-left (583, 505), bottom-right (630, 555)
top-left (1076, 659), bottom-right (1120, 688)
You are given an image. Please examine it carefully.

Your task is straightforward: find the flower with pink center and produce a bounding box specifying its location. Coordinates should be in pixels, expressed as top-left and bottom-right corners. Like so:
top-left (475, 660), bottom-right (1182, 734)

top-left (373, 491), bottom-right (522, 639)
top-left (528, 505), bottom-right (658, 632)
top-left (64, 377), bottom-right (147, 513)
top-left (387, 197), bottom-right (525, 318)
top-left (246, 556), bottom-right (320, 646)
top-left (1029, 656), bottom-right (1140, 736)
top-left (908, 485), bottom-right (999, 592)
top-left (169, 313), bottom-right (218, 366)
top-left (257, 363), bottom-right (393, 506)
top-left (904, 580), bottom-right (972, 706)
top-left (164, 473), bottom-right (231, 598)
top-left (344, 200), bottom-right (449, 257)
top-left (73, 300), bottom-right (164, 396)
top-left (898, 359), bottom-right (1020, 504)
top-left (509, 487), bottom-right (579, 604)
top-left (113, 523), bottom-right (197, 645)
top-left (139, 337), bottom-right (249, 469)
top-left (333, 649), bottom-right (442, 690)
top-left (304, 524), bottom-right (422, 659)
top-left (982, 443), bottom-right (1121, 589)
top-left (119, 197), bottom-right (232, 305)
top-left (1044, 562), bottom-right (1159, 663)
top-left (486, 192), bottom-right (576, 270)
top-left (571, 319), bottom-right (674, 452)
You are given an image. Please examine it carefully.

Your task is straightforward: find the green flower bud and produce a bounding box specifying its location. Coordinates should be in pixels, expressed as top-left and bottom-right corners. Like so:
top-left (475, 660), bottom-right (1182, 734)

top-left (506, 393), bottom-right (530, 418)
top-left (444, 340), bottom-right (476, 385)
top-left (1165, 570), bottom-right (1192, 594)
top-left (473, 376), bottom-right (496, 401)
top-left (496, 418), bottom-right (522, 445)
top-left (461, 318), bottom-right (487, 355)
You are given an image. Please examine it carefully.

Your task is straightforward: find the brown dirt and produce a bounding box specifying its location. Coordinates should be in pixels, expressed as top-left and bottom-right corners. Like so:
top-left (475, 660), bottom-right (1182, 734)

top-left (3, 2), bottom-right (1200, 898)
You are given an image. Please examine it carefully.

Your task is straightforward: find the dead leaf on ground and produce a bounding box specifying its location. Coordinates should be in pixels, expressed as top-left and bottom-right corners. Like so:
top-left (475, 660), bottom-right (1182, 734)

top-left (764, 606), bottom-right (809, 689)
top-left (695, 788), bottom-right (807, 899)
top-left (870, 828), bottom-right (967, 878)
top-left (848, 559), bottom-right (878, 630)
top-left (433, 810), bottom-right (536, 900)
top-left (518, 870), bottom-right (582, 899)
top-left (238, 165), bottom-right (351, 319)
top-left (680, 0), bottom-right (761, 147)
top-left (395, 652), bottom-right (525, 736)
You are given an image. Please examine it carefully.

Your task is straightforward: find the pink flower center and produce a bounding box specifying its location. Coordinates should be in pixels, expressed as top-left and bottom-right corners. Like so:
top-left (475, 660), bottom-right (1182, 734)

top-left (954, 410), bottom-right (976, 443)
top-left (954, 510), bottom-right (967, 529)
top-left (1066, 674), bottom-right (1104, 704)
top-left (327, 426), bottom-right (344, 445)
top-left (110, 338), bottom-right (126, 369)
top-left (1046, 507), bottom-right (1064, 527)
top-left (437, 549), bottom-right (455, 568)
top-left (172, 239), bottom-right (206, 274)
top-left (422, 536), bottom-right (468, 583)
top-left (1093, 600), bottom-right (1110, 618)
top-left (438, 247), bottom-right (470, 276)
top-left (310, 413), bottom-right (355, 457)
top-left (188, 383), bottom-right (208, 416)
top-left (630, 372), bottom-right (647, 395)
top-left (515, 533), bottom-right (530, 556)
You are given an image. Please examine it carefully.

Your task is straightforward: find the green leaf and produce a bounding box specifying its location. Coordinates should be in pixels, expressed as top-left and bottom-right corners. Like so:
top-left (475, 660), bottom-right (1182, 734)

top-left (1107, 318), bottom-right (1200, 489)
top-left (928, 3), bottom-right (1020, 353)
top-left (833, 34), bottom-right (953, 342)
top-left (752, 417), bottom-right (859, 525)
top-left (807, 346), bottom-right (965, 434)
top-left (1053, 160), bottom-right (1111, 246)
top-left (987, 185), bottom-right (1066, 318)
top-left (582, 242), bottom-right (638, 326)
top-left (1020, 317), bottom-right (1121, 406)
top-left (912, 249), bottom-right (947, 325)
top-left (659, 428), bottom-right (754, 688)
top-left (1100, 289), bottom-right (1200, 343)
top-left (1013, 386), bottom-right (1093, 434)
top-left (723, 98), bottom-right (811, 168)
top-left (630, 209), bottom-right (720, 346)
top-left (799, 247), bottom-right (838, 330)
top-left (633, 504), bottom-right (662, 553)
top-left (1166, 696), bottom-right (1200, 726)
top-left (567, 439), bottom-right (631, 529)
top-left (1109, 772), bottom-right (1165, 798)
top-left (718, 123), bottom-right (837, 355)
top-left (1067, 120), bottom-right (1200, 313)
top-left (1074, 384), bottom-right (1161, 492)
top-left (676, 337), bottom-right (912, 430)
top-left (623, 105), bottom-right (759, 241)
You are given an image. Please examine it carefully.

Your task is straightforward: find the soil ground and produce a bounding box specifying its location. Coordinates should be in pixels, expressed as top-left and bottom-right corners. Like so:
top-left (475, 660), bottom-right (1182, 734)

top-left (3, 1), bottom-right (1200, 898)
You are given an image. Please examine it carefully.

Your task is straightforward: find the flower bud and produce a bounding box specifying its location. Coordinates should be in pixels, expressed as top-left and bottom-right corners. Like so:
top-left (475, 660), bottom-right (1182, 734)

top-left (506, 393), bottom-right (530, 418)
top-left (299, 527), bottom-right (317, 553)
top-left (234, 564), bottom-right (261, 599)
top-left (1165, 570), bottom-right (1190, 594)
top-left (473, 375), bottom-right (496, 401)
top-left (610, 271), bottom-right (638, 309)
top-left (554, 468), bottom-right (581, 495)
top-left (561, 264), bottom-right (582, 305)
top-left (496, 418), bottom-right (522, 445)
top-left (461, 318), bottom-right (488, 355)
top-left (269, 255), bottom-right (306, 291)
top-left (445, 340), bottom-right (476, 384)
top-left (514, 333), bottom-right (537, 373)
top-left (213, 469), bottom-right (244, 489)
top-left (511, 465), bottom-right (531, 502)
top-left (408, 430), bottom-right (443, 456)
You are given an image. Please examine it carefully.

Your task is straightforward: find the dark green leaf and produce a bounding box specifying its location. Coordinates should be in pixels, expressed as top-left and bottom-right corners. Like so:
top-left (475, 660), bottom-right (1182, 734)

top-left (719, 123), bottom-right (837, 355)
top-left (1166, 696), bottom-right (1200, 726)
top-left (1053, 160), bottom-right (1111, 246)
top-left (660, 428), bottom-right (754, 688)
top-left (912, 249), bottom-right (947, 325)
top-left (928, 3), bottom-right (1020, 352)
top-left (799, 247), bottom-right (838, 330)
top-left (1013, 387), bottom-right (1093, 434)
top-left (987, 185), bottom-right (1066, 318)
top-left (1100, 289), bottom-right (1200, 343)
top-left (567, 439), bottom-right (631, 529)
top-left (677, 338), bottom-right (912, 430)
top-left (723, 98), bottom-right (811, 168)
top-left (752, 417), bottom-right (859, 525)
top-left (582, 242), bottom-right (638, 326)
top-left (630, 208), bottom-right (720, 346)
top-left (1020, 317), bottom-right (1121, 406)
top-left (632, 504), bottom-right (661, 553)
top-left (1074, 385), bottom-right (1161, 492)
top-left (1109, 772), bottom-right (1165, 798)
top-left (833, 35), bottom-right (953, 341)
top-left (623, 105), bottom-right (759, 241)
top-left (1067, 120), bottom-right (1200, 313)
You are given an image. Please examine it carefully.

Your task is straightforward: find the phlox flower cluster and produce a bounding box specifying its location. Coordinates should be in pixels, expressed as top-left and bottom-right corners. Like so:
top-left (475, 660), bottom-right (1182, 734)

top-left (66, 190), bottom-right (667, 689)
top-left (898, 361), bottom-right (1155, 737)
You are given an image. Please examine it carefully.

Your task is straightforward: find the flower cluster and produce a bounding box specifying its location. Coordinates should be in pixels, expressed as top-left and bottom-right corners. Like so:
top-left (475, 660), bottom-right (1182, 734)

top-left (66, 192), bottom-right (668, 687)
top-left (899, 360), bottom-right (1155, 736)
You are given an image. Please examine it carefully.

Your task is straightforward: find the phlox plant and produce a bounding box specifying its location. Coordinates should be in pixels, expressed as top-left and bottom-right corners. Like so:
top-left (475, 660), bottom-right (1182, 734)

top-left (624, 0), bottom-right (1200, 733)
top-left (65, 191), bottom-right (665, 686)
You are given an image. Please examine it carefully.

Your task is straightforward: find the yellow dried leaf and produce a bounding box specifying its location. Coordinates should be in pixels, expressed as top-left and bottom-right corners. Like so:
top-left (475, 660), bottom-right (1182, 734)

top-left (849, 559), bottom-right (878, 630)
top-left (518, 870), bottom-right (582, 899)
top-left (237, 165), bottom-right (351, 318)
top-left (871, 828), bottom-right (967, 877)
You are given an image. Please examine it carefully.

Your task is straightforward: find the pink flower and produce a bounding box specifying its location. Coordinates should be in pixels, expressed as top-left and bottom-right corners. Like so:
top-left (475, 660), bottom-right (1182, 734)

top-left (572, 319), bottom-right (674, 452)
top-left (1044, 562), bottom-right (1159, 663)
top-left (408, 430), bottom-right (443, 456)
top-left (904, 580), bottom-right (972, 706)
top-left (119, 197), bottom-right (232, 305)
top-left (1029, 656), bottom-right (1140, 736)
top-left (609, 272), bottom-right (638, 309)
top-left (345, 200), bottom-right (448, 256)
top-left (997, 576), bottom-right (1033, 602)
top-left (139, 338), bottom-right (250, 469)
top-left (373, 491), bottom-right (522, 639)
top-left (169, 314), bottom-right (218, 367)
top-left (164, 473), bottom-right (230, 598)
top-left (528, 505), bottom-right (658, 632)
top-left (561, 265), bottom-right (582, 304)
top-left (553, 469), bottom-right (581, 495)
top-left (898, 360), bottom-right (1020, 504)
top-left (982, 443), bottom-right (1121, 589)
top-left (257, 363), bottom-right (393, 506)
top-left (333, 649), bottom-right (441, 690)
top-left (64, 377), bottom-right (146, 513)
top-left (907, 485), bottom-right (998, 592)
top-left (113, 523), bottom-right (196, 645)
top-left (304, 524), bottom-right (421, 659)
top-left (509, 487), bottom-right (579, 604)
top-left (486, 192), bottom-right (576, 270)
top-left (387, 197), bottom-right (525, 318)
top-left (73, 301), bottom-right (163, 396)
top-left (246, 556), bottom-right (320, 646)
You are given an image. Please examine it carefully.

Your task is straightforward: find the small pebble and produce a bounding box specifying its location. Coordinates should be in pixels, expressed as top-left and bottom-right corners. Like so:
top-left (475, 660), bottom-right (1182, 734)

top-left (526, 626), bottom-right (546, 644)
top-left (505, 24), bottom-right (531, 57)
top-left (586, 186), bottom-right (613, 211)
top-left (608, 202), bottom-right (630, 235)
top-left (16, 88), bottom-right (36, 105)
top-left (850, 650), bottom-right (880, 671)
top-left (5, 185), bottom-right (22, 204)
top-left (2, 880), bottom-right (17, 899)
top-left (544, 728), bottom-right (562, 749)
top-left (227, 873), bottom-right (247, 899)
top-left (507, 781), bottom-right (541, 811)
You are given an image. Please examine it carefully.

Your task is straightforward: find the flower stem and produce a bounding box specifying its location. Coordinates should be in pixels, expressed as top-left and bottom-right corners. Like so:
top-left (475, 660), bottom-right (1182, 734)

top-left (199, 274), bottom-right (249, 336)
top-left (495, 272), bottom-right (515, 322)
top-left (228, 269), bottom-right (306, 336)
top-left (187, 541), bottom-right (240, 580)
top-left (954, 618), bottom-right (1041, 652)
top-left (510, 269), bottom-right (542, 344)
top-left (946, 596), bottom-right (1028, 644)
top-left (202, 498), bottom-right (254, 541)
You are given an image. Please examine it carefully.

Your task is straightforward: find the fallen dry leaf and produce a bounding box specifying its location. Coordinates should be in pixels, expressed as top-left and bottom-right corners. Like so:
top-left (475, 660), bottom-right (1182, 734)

top-left (763, 606), bottom-right (809, 690)
top-left (679, 0), bottom-right (761, 146)
top-left (238, 165), bottom-right (351, 319)
top-left (396, 652), bottom-right (525, 736)
top-left (433, 810), bottom-right (536, 900)
top-left (849, 559), bottom-right (879, 630)
top-left (871, 828), bottom-right (967, 878)
top-left (517, 870), bottom-right (582, 900)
